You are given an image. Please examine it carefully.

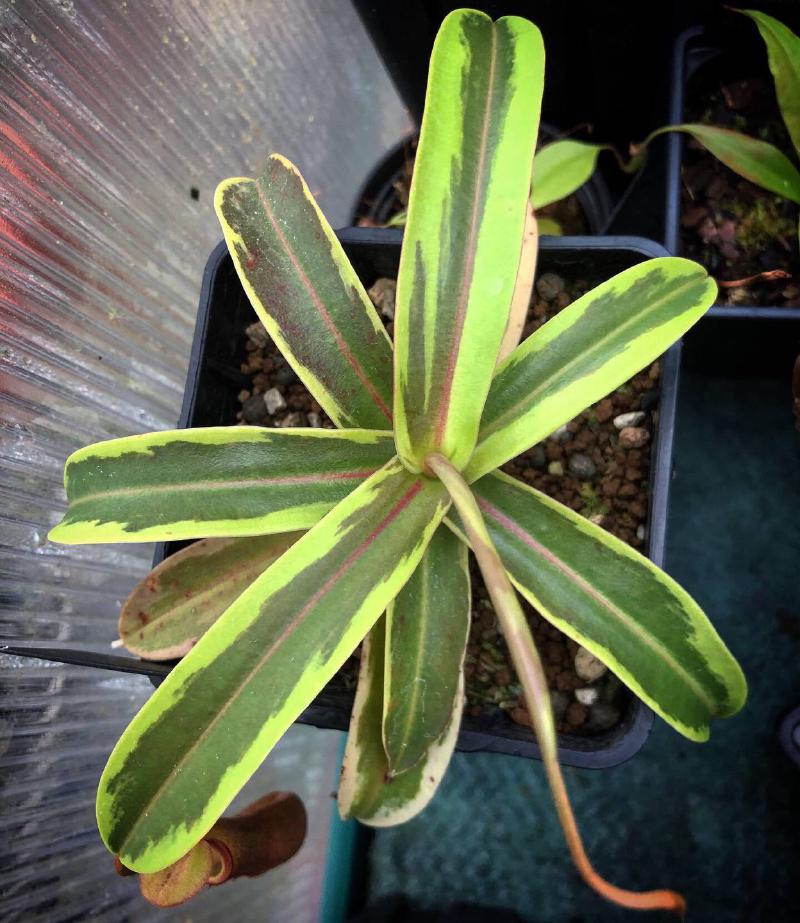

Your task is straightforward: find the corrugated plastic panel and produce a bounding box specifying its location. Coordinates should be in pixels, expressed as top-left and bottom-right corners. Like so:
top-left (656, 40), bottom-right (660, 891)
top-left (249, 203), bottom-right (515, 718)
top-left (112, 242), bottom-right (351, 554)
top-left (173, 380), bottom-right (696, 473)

top-left (0, 1), bottom-right (408, 919)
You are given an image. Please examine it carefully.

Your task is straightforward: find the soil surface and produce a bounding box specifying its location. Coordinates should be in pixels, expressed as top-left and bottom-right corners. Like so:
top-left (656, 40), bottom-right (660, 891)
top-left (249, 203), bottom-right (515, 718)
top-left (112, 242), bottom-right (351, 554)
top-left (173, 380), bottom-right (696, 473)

top-left (355, 141), bottom-right (590, 236)
top-left (235, 272), bottom-right (659, 736)
top-left (681, 73), bottom-right (800, 307)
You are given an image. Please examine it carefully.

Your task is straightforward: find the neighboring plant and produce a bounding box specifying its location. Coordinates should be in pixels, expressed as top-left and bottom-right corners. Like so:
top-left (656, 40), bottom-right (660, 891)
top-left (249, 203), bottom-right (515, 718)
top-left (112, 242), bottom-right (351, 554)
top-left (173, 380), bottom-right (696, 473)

top-left (49, 10), bottom-right (746, 914)
top-left (634, 9), bottom-right (800, 257)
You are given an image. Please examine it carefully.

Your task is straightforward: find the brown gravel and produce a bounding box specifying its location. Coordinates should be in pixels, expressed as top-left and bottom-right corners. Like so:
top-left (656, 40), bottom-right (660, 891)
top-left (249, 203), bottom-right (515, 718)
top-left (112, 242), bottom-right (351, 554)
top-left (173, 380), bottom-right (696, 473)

top-left (681, 74), bottom-right (799, 307)
top-left (236, 271), bottom-right (656, 736)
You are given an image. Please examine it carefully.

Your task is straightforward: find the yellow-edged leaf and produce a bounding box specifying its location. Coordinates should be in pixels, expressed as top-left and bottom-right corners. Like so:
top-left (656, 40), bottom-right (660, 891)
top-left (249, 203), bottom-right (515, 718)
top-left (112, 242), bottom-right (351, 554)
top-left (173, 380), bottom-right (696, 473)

top-left (466, 258), bottom-right (717, 481)
top-left (96, 457), bottom-right (449, 872)
top-left (49, 427), bottom-right (394, 544)
top-left (393, 9), bottom-right (544, 472)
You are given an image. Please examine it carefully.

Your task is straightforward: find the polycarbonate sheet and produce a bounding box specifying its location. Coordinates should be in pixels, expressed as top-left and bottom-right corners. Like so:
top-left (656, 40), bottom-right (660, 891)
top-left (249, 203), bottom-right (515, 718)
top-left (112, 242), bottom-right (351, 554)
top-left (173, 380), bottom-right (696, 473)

top-left (0, 1), bottom-right (408, 919)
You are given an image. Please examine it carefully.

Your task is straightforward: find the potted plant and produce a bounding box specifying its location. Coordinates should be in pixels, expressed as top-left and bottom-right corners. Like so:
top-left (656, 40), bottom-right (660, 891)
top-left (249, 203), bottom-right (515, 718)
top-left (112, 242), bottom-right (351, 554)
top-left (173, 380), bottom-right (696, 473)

top-left (45, 9), bottom-right (745, 914)
top-left (640, 9), bottom-right (800, 315)
top-left (136, 229), bottom-right (680, 773)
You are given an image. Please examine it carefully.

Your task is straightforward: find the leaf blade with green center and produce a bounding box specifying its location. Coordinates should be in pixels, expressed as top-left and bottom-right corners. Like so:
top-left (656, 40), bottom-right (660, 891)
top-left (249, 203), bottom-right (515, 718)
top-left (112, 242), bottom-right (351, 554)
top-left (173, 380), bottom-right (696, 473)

top-left (97, 457), bottom-right (450, 872)
top-left (448, 472), bottom-right (747, 740)
top-left (738, 9), bottom-right (800, 156)
top-left (383, 526), bottom-right (470, 774)
top-left (338, 617), bottom-right (463, 826)
top-left (393, 10), bottom-right (544, 471)
top-left (215, 155), bottom-right (394, 429)
top-left (119, 533), bottom-right (302, 660)
top-left (531, 140), bottom-right (607, 210)
top-left (466, 257), bottom-right (716, 481)
top-left (49, 427), bottom-right (395, 544)
top-left (651, 124), bottom-right (800, 204)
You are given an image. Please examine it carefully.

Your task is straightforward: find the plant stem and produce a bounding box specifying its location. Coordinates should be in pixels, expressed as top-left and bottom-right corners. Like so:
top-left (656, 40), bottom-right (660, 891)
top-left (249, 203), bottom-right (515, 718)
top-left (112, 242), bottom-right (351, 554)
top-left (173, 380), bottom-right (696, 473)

top-left (426, 452), bottom-right (685, 916)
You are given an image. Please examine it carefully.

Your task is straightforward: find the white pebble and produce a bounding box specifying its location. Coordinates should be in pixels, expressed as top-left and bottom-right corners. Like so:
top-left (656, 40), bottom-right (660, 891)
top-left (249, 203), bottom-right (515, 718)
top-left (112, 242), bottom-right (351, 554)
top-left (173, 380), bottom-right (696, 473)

top-left (263, 387), bottom-right (287, 415)
top-left (307, 412), bottom-right (323, 428)
top-left (636, 524), bottom-right (646, 541)
top-left (547, 460), bottom-right (564, 476)
top-left (575, 646), bottom-right (608, 682)
top-left (613, 411), bottom-right (645, 430)
top-left (551, 423), bottom-right (571, 441)
top-left (575, 687), bottom-right (600, 706)
top-left (245, 321), bottom-right (269, 348)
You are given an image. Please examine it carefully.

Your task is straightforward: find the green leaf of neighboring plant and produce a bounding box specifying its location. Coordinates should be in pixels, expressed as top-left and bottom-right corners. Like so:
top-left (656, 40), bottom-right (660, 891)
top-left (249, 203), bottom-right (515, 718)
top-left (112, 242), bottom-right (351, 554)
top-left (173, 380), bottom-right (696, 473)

top-left (531, 140), bottom-right (607, 210)
top-left (642, 124), bottom-right (800, 204)
top-left (338, 616), bottom-right (463, 826)
top-left (450, 471), bottom-right (747, 740)
top-left (393, 9), bottom-right (544, 472)
top-left (466, 257), bottom-right (717, 481)
top-left (737, 9), bottom-right (800, 156)
top-left (49, 427), bottom-right (395, 544)
top-left (119, 533), bottom-right (302, 660)
top-left (215, 154), bottom-right (394, 429)
top-left (383, 527), bottom-right (470, 774)
top-left (386, 208), bottom-right (408, 228)
top-left (537, 216), bottom-right (563, 236)
top-left (97, 457), bottom-right (449, 873)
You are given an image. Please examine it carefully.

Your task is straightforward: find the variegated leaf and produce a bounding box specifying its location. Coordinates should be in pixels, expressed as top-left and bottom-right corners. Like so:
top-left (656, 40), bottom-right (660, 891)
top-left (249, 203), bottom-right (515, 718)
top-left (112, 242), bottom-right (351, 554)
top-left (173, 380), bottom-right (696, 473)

top-left (393, 10), bottom-right (544, 472)
top-left (448, 471), bottom-right (747, 741)
top-left (383, 526), bottom-right (470, 773)
top-left (338, 616), bottom-right (463, 826)
top-left (49, 427), bottom-right (394, 544)
top-left (216, 154), bottom-right (394, 429)
top-left (466, 257), bottom-right (717, 481)
top-left (119, 533), bottom-right (302, 660)
top-left (97, 457), bottom-right (449, 872)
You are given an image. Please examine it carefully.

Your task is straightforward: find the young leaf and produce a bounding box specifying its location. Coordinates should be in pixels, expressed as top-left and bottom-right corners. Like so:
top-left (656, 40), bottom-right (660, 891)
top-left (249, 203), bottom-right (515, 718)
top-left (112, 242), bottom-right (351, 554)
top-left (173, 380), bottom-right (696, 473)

top-left (737, 9), bottom-right (800, 156)
top-left (499, 200), bottom-right (539, 361)
top-left (383, 527), bottom-right (470, 774)
top-left (338, 617), bottom-right (463, 826)
top-left (638, 124), bottom-right (800, 204)
top-left (49, 427), bottom-right (394, 544)
top-left (119, 533), bottom-right (302, 660)
top-left (466, 257), bottom-right (717, 481)
top-left (97, 457), bottom-right (449, 873)
top-left (393, 10), bottom-right (544, 472)
top-left (531, 140), bottom-right (608, 210)
top-left (449, 471), bottom-right (747, 740)
top-left (216, 154), bottom-right (394, 429)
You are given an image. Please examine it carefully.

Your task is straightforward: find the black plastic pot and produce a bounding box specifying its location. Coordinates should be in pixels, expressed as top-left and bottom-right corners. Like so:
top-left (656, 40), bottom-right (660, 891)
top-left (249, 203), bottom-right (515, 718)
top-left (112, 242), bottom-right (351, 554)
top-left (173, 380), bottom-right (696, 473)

top-left (666, 26), bottom-right (800, 320)
top-left (149, 228), bottom-right (687, 769)
top-left (351, 126), bottom-right (613, 234)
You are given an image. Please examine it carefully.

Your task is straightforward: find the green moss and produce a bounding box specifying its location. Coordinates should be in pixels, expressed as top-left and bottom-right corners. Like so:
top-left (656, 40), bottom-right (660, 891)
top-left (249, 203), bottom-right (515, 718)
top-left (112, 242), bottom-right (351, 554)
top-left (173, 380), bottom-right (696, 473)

top-left (578, 483), bottom-right (609, 519)
top-left (735, 196), bottom-right (797, 252)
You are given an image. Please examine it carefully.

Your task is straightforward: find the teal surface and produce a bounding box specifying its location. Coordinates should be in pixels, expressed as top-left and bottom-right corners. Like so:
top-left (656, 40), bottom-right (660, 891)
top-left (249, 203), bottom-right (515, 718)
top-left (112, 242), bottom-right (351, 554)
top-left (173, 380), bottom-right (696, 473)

top-left (358, 370), bottom-right (800, 921)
